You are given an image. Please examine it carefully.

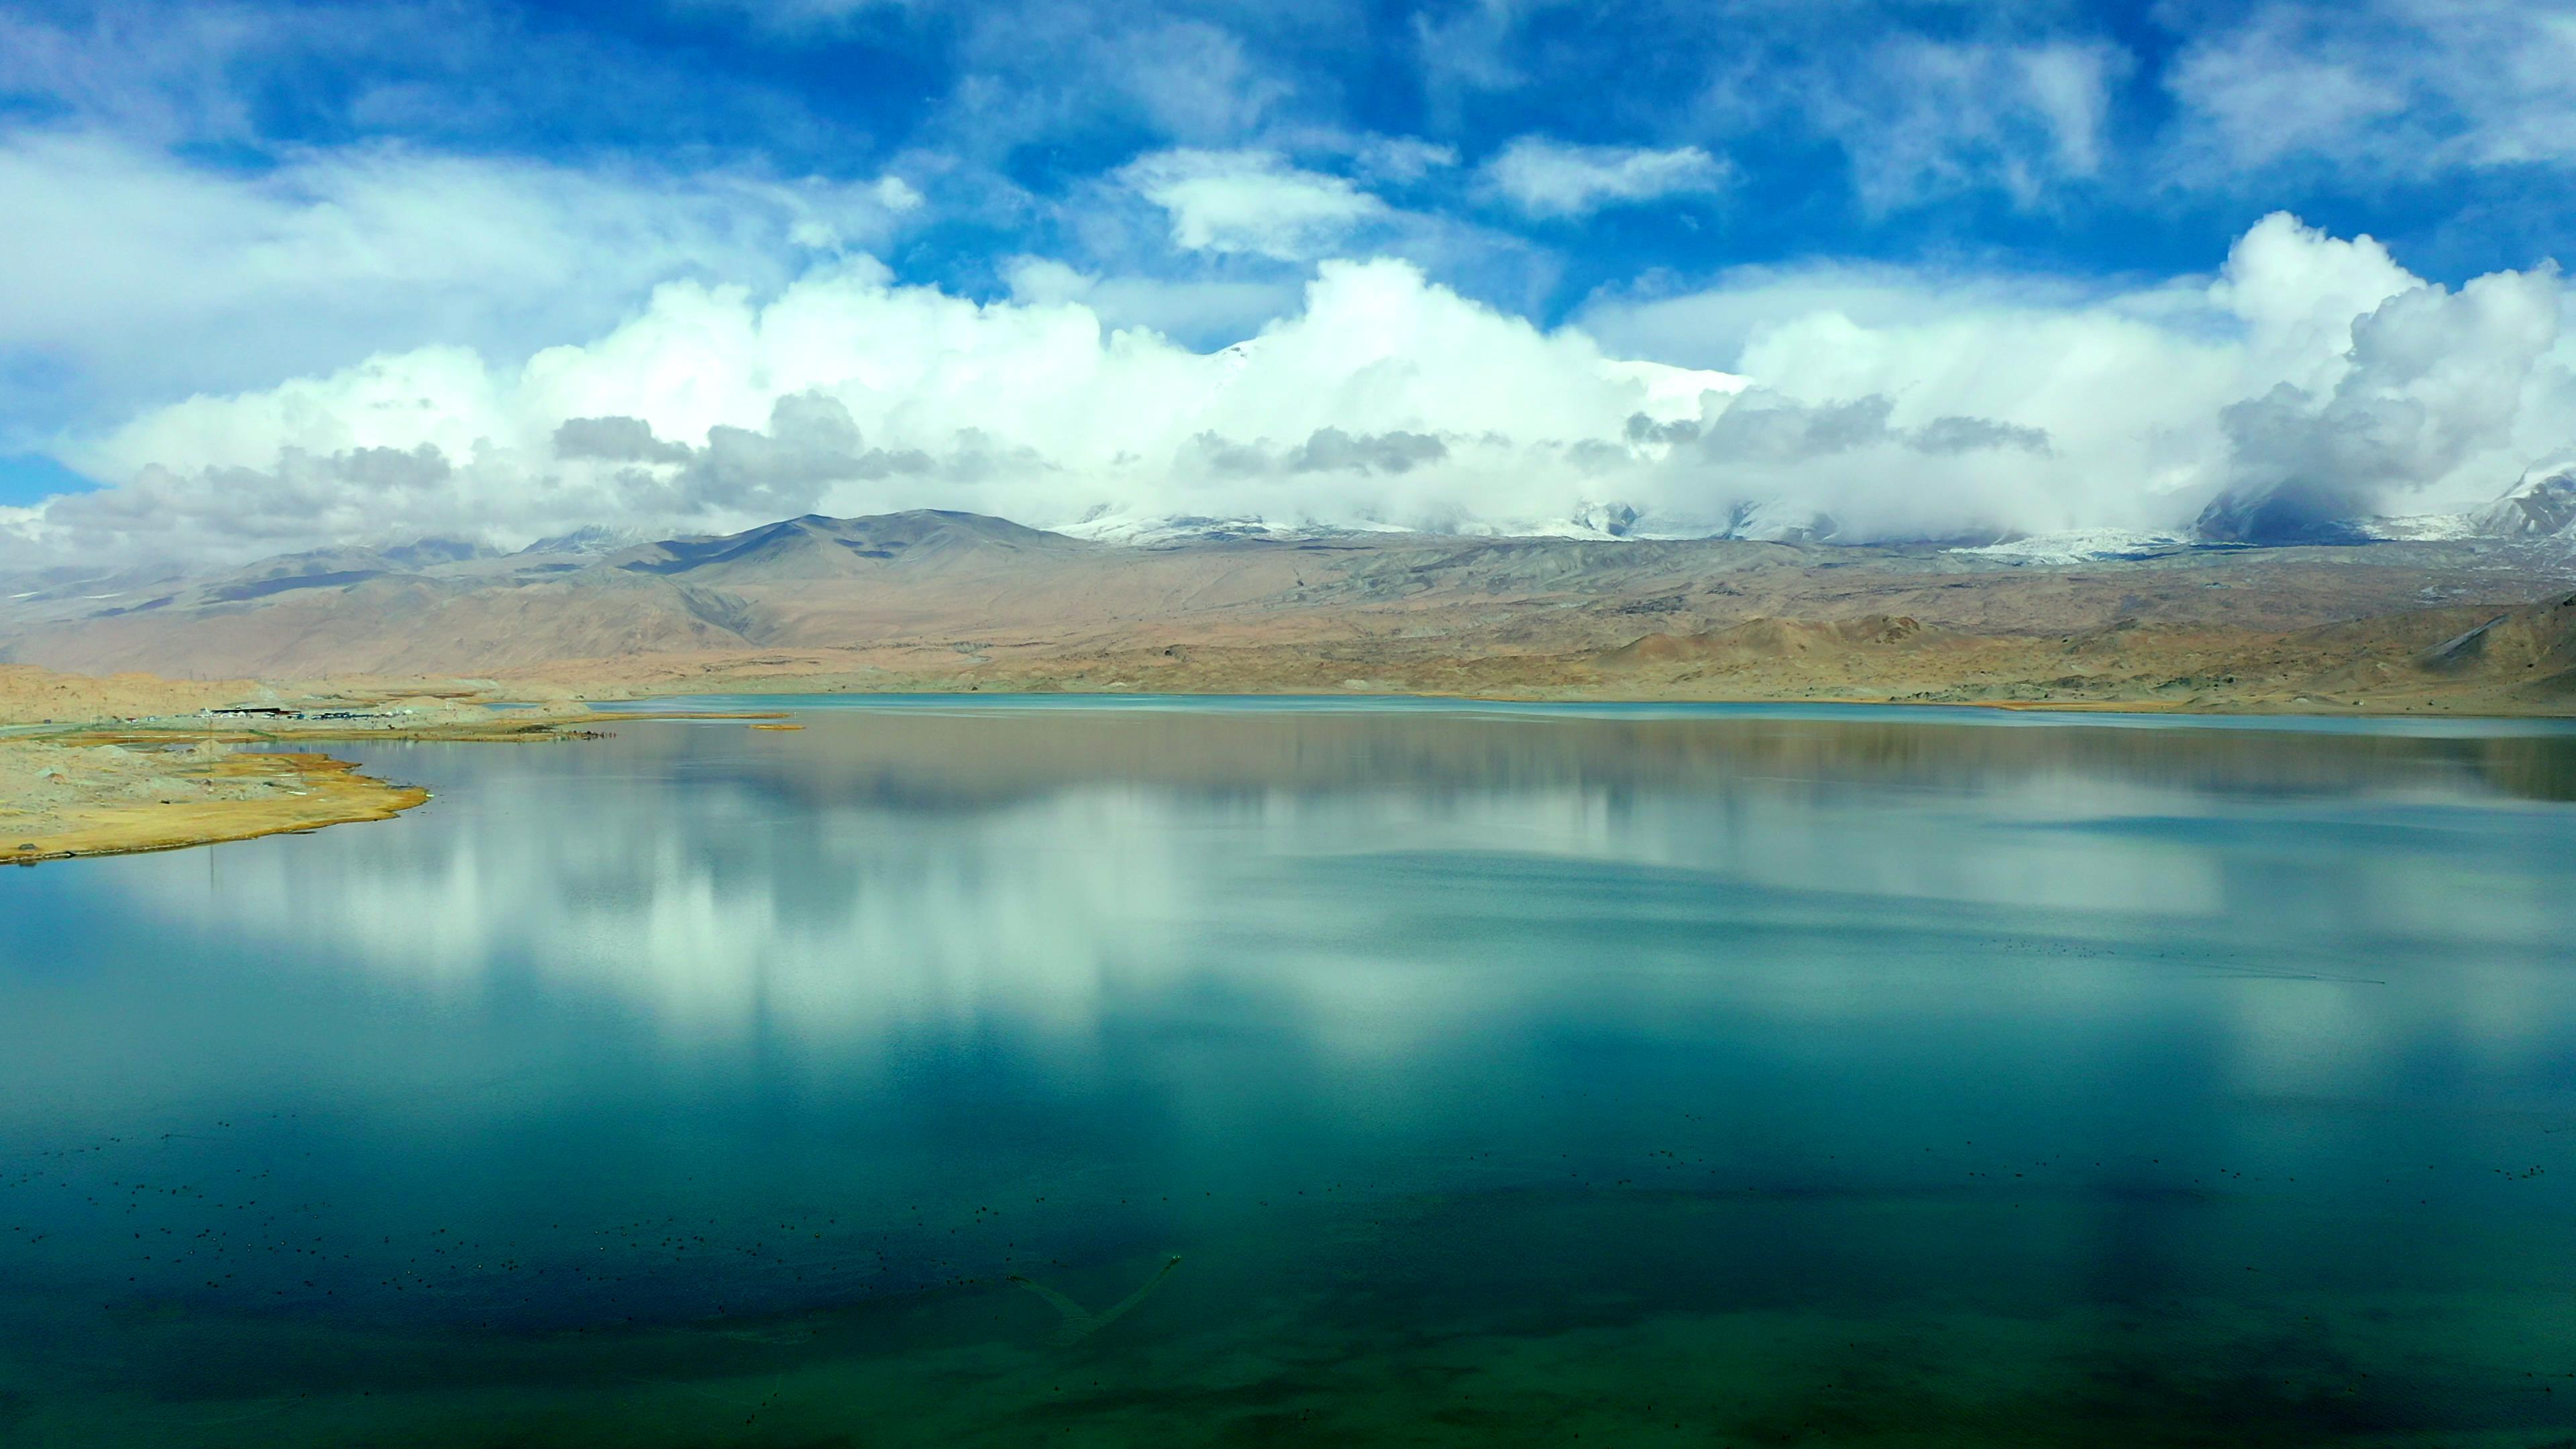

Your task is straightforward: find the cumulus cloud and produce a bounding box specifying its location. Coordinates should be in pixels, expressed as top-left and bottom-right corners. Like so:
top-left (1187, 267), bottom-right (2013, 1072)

top-left (11, 258), bottom-right (1737, 561)
top-left (1183, 427), bottom-right (1452, 478)
top-left (33, 391), bottom-right (993, 556)
top-left (998, 256), bottom-right (1302, 346)
top-left (2206, 211), bottom-right (2422, 389)
top-left (1678, 393), bottom-right (2051, 462)
top-left (39, 443), bottom-right (468, 555)
top-left (1479, 137), bottom-right (1731, 218)
top-left (2202, 263), bottom-right (2565, 541)
top-left (1623, 392), bottom-right (2074, 543)
top-left (7, 212), bottom-right (2573, 566)
top-left (553, 416), bottom-right (693, 466)
top-left (1584, 211), bottom-right (2574, 538)
top-left (1287, 427), bottom-right (1448, 474)
top-left (669, 394), bottom-right (943, 518)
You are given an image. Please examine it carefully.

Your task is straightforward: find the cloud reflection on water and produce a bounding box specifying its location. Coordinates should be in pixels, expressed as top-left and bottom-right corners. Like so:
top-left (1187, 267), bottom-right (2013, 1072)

top-left (7, 709), bottom-right (2576, 1449)
top-left (105, 710), bottom-right (2573, 1085)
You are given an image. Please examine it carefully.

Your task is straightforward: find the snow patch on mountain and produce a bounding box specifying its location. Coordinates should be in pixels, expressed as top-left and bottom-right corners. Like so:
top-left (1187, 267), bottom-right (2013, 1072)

top-left (1946, 529), bottom-right (2192, 565)
top-left (2469, 458), bottom-right (2576, 539)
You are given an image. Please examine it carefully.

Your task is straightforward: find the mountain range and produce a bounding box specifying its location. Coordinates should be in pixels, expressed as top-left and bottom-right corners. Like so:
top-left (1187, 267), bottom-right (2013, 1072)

top-left (3, 468), bottom-right (2573, 710)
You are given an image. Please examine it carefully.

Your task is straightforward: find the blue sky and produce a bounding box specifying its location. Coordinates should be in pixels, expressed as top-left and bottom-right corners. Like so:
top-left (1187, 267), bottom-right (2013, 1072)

top-left (2, 0), bottom-right (2572, 549)
top-left (13, 1), bottom-right (2563, 301)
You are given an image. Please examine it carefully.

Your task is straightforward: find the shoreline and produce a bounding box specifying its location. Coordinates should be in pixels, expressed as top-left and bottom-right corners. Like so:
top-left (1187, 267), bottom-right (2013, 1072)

top-left (567, 674), bottom-right (2574, 718)
top-left (3, 651), bottom-right (2567, 866)
top-left (0, 685), bottom-right (800, 862)
top-left (597, 685), bottom-right (2576, 727)
top-left (3, 750), bottom-right (429, 864)
top-left (0, 678), bottom-right (645, 864)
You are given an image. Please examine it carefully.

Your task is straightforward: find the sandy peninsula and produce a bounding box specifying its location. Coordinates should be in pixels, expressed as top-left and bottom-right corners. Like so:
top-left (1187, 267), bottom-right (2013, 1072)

top-left (0, 743), bottom-right (428, 862)
top-left (0, 667), bottom-right (619, 863)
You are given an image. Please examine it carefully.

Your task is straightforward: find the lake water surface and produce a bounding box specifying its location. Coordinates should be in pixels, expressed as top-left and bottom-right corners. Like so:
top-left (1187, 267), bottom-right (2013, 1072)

top-left (5, 699), bottom-right (2576, 1446)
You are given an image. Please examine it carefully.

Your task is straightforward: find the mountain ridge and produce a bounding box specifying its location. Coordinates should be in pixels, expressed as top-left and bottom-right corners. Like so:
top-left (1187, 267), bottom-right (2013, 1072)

top-left (4, 503), bottom-right (2573, 710)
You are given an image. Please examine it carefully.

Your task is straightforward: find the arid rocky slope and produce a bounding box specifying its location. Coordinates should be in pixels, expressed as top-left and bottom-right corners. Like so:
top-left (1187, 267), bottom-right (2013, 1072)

top-left (4, 509), bottom-right (2574, 712)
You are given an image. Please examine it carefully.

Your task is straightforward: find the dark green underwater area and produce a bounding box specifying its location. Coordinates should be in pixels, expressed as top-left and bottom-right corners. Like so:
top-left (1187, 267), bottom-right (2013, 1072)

top-left (4, 700), bottom-right (2575, 1446)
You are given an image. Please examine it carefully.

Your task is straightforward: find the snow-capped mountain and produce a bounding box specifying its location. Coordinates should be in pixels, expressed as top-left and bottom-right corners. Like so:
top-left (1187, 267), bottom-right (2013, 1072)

top-left (2469, 460), bottom-right (2576, 539)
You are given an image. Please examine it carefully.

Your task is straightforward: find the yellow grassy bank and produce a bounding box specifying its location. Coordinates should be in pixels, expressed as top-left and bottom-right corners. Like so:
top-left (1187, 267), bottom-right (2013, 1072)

top-left (2, 746), bottom-right (429, 863)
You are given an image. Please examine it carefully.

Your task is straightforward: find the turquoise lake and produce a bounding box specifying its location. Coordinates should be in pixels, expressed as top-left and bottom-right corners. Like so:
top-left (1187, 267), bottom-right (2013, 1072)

top-left (4, 699), bottom-right (2575, 1446)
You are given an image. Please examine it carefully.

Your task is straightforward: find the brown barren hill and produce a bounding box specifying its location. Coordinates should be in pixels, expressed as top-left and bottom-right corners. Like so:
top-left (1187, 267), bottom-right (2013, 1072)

top-left (1589, 598), bottom-right (2576, 713)
top-left (2415, 592), bottom-right (2576, 694)
top-left (0, 665), bottom-right (261, 722)
top-left (3, 510), bottom-right (2573, 714)
top-left (1604, 614), bottom-right (1949, 667)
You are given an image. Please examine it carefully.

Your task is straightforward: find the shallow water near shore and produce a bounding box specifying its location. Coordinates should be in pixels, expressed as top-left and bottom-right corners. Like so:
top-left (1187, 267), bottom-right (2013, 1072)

top-left (5, 699), bottom-right (2576, 1446)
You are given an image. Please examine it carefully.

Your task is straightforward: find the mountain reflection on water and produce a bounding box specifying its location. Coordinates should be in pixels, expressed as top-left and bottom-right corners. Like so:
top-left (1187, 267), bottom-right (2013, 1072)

top-left (2, 702), bottom-right (2574, 1447)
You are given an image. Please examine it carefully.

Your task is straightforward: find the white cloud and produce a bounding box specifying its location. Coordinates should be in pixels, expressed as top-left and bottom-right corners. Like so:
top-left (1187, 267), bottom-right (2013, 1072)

top-left (1000, 256), bottom-right (1303, 343)
top-left (1093, 19), bottom-right (1295, 143)
top-left (0, 1), bottom-right (873, 176)
top-left (1115, 148), bottom-right (1389, 260)
top-left (915, 7), bottom-right (1316, 167)
top-left (1478, 137), bottom-right (1730, 218)
top-left (1403, 3), bottom-right (2129, 210)
top-left (1410, 0), bottom-right (1541, 121)
top-left (1351, 135), bottom-right (1460, 185)
top-left (7, 213), bottom-right (2571, 565)
top-left (1581, 211), bottom-right (2574, 538)
top-left (2165, 21), bottom-right (2408, 173)
top-left (2165, 0), bottom-right (2576, 179)
top-left (1850, 38), bottom-right (2123, 207)
top-left (2206, 213), bottom-right (2419, 391)
top-left (0, 3), bottom-right (268, 144)
top-left (1700, 35), bottom-right (2126, 211)
top-left (2209, 258), bottom-right (2565, 539)
top-left (17, 258), bottom-right (1739, 560)
top-left (670, 0), bottom-right (908, 28)
top-left (0, 129), bottom-right (925, 429)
